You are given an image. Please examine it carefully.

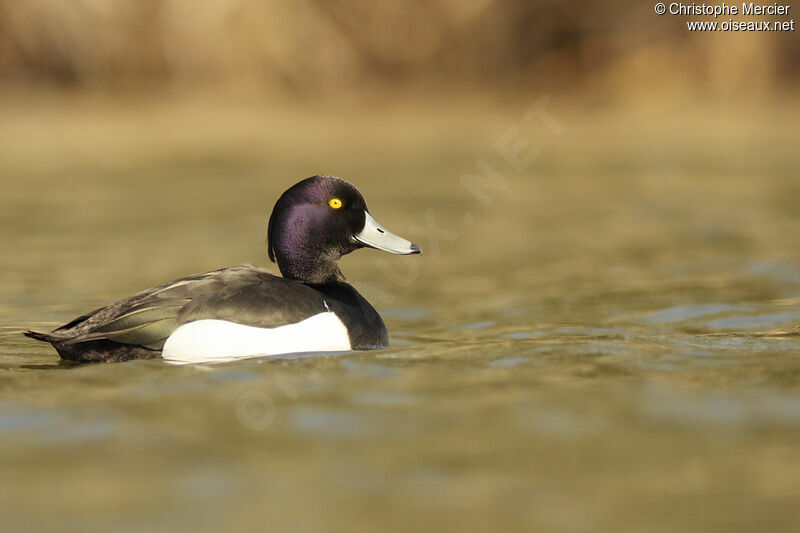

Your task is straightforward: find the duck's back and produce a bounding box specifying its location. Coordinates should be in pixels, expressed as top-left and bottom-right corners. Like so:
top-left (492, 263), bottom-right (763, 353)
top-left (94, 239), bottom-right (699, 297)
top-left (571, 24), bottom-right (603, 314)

top-left (25, 266), bottom-right (330, 362)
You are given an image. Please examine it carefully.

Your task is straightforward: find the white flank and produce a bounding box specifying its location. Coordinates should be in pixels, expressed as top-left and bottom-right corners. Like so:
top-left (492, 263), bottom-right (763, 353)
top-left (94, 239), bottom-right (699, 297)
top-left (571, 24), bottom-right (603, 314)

top-left (162, 312), bottom-right (352, 365)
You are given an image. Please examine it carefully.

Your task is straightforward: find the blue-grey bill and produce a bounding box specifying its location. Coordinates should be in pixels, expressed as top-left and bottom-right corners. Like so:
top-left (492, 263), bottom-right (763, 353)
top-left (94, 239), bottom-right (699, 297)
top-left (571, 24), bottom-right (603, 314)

top-left (355, 212), bottom-right (421, 255)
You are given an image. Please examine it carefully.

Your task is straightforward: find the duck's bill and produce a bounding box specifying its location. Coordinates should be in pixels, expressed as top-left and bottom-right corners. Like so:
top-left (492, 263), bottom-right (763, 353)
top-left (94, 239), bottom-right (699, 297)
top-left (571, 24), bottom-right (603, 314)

top-left (355, 212), bottom-right (421, 255)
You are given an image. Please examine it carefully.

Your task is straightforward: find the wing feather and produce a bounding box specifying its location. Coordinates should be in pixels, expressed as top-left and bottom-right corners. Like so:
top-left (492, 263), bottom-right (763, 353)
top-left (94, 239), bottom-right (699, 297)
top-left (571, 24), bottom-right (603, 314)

top-left (47, 265), bottom-right (329, 350)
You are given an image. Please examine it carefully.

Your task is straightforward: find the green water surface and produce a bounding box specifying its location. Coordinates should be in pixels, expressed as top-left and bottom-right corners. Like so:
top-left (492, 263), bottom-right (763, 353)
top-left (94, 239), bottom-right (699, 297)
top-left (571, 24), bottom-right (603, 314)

top-left (1, 99), bottom-right (799, 532)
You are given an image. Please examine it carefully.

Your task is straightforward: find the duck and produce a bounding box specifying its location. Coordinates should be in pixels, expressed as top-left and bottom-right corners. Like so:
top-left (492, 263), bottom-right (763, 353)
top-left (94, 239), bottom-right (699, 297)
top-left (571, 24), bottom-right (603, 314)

top-left (24, 175), bottom-right (421, 364)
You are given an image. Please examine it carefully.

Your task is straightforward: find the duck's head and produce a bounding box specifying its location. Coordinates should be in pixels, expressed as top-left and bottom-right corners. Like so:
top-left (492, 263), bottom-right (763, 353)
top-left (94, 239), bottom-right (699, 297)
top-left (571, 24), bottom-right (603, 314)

top-left (267, 175), bottom-right (421, 283)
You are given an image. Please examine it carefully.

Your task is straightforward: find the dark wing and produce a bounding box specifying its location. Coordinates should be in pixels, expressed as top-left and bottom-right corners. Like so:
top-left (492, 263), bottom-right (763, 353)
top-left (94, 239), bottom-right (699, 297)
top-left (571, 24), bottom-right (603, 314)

top-left (176, 271), bottom-right (328, 328)
top-left (44, 265), bottom-right (328, 350)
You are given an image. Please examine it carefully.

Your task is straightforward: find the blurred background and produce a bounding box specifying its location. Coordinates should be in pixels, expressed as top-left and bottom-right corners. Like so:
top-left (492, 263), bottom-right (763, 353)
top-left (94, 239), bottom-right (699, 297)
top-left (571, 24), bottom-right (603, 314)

top-left (1, 0), bottom-right (798, 95)
top-left (2, 2), bottom-right (800, 532)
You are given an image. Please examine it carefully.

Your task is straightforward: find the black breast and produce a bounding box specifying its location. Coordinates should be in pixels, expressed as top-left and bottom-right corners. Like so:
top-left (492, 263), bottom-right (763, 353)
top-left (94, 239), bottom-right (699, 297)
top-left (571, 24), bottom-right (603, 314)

top-left (310, 282), bottom-right (388, 350)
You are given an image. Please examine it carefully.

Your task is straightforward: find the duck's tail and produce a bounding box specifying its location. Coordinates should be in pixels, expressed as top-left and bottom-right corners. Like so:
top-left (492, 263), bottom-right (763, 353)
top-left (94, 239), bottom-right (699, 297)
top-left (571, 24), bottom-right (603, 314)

top-left (23, 330), bottom-right (60, 343)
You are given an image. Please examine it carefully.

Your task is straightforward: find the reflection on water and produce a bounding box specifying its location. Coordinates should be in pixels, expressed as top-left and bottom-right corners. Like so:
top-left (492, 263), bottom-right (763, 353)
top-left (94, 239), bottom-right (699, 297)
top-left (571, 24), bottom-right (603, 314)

top-left (1, 99), bottom-right (800, 531)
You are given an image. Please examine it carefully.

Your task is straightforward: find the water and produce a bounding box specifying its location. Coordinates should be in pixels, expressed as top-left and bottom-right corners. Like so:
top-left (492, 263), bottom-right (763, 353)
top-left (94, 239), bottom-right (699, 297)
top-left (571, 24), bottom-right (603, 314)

top-left (1, 97), bottom-right (800, 532)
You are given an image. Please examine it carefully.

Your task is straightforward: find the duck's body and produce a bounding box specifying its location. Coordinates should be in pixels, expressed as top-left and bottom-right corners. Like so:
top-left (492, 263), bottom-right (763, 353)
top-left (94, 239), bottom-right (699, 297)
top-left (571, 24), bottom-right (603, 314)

top-left (25, 265), bottom-right (386, 364)
top-left (25, 175), bottom-right (420, 364)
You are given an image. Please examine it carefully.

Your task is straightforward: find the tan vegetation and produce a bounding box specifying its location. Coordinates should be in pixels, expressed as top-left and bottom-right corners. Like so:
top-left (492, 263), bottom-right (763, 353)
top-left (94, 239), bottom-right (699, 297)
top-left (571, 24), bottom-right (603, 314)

top-left (1, 0), bottom-right (797, 96)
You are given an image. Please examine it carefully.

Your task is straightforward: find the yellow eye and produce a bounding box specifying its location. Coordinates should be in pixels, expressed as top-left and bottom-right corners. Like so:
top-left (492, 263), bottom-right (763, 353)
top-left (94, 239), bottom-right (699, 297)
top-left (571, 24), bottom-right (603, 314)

top-left (328, 198), bottom-right (342, 209)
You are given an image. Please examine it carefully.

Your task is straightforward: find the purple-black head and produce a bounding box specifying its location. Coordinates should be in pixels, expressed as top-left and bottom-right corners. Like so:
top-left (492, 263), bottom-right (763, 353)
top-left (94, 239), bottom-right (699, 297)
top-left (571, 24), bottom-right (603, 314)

top-left (267, 175), bottom-right (421, 283)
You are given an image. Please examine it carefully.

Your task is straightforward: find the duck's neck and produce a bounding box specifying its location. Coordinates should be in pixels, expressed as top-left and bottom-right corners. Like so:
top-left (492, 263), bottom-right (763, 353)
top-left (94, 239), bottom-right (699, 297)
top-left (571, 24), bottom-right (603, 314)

top-left (276, 249), bottom-right (346, 285)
